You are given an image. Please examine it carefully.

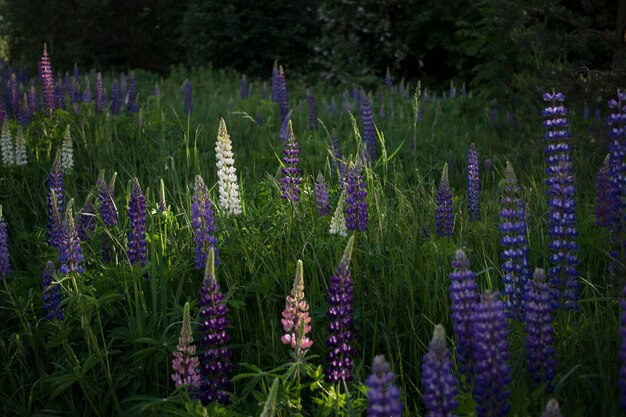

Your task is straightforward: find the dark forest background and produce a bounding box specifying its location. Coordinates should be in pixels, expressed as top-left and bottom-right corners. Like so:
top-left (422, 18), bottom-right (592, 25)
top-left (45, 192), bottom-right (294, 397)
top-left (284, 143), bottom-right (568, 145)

top-left (0, 0), bottom-right (624, 109)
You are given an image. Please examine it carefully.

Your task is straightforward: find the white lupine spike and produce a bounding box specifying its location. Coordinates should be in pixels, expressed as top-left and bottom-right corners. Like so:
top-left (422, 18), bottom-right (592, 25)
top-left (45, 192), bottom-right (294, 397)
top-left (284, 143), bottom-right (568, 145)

top-left (329, 195), bottom-right (347, 237)
top-left (61, 124), bottom-right (74, 172)
top-left (215, 118), bottom-right (242, 216)
top-left (14, 127), bottom-right (27, 166)
top-left (1, 123), bottom-right (14, 167)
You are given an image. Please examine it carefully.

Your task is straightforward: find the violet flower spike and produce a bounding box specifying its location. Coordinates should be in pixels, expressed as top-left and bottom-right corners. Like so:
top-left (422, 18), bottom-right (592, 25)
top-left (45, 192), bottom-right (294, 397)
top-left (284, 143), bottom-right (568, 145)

top-left (421, 325), bottom-right (459, 417)
top-left (41, 260), bottom-right (63, 320)
top-left (315, 172), bottom-right (330, 216)
top-left (280, 121), bottom-right (302, 204)
top-left (344, 161), bottom-right (368, 231)
top-left (127, 178), bottom-right (147, 267)
top-left (95, 73), bottom-right (104, 113)
top-left (47, 150), bottom-right (64, 248)
top-left (97, 171), bottom-right (118, 227)
top-left (0, 206), bottom-right (12, 280)
top-left (281, 260), bottom-right (313, 359)
top-left (277, 65), bottom-right (289, 122)
top-left (325, 235), bottom-right (356, 383)
top-left (620, 282), bottom-right (626, 409)
top-left (360, 91), bottom-right (377, 162)
top-left (467, 143), bottom-right (480, 221)
top-left (595, 154), bottom-right (611, 227)
top-left (436, 163), bottom-right (453, 237)
top-left (366, 355), bottom-right (403, 417)
top-left (59, 200), bottom-right (84, 275)
top-left (192, 175), bottom-right (218, 270)
top-left (198, 247), bottom-right (232, 405)
top-left (307, 88), bottom-right (318, 129)
top-left (171, 301), bottom-right (201, 389)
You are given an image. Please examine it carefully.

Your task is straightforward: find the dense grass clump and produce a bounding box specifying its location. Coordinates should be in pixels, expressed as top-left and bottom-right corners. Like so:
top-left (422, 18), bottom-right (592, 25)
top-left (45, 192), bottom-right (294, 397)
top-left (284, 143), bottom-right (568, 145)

top-left (0, 62), bottom-right (621, 417)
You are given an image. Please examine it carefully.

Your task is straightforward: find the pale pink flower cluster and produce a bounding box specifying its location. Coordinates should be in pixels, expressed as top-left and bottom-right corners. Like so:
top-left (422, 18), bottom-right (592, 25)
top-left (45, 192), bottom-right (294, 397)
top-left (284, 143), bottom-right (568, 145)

top-left (281, 260), bottom-right (313, 354)
top-left (171, 302), bottom-right (201, 388)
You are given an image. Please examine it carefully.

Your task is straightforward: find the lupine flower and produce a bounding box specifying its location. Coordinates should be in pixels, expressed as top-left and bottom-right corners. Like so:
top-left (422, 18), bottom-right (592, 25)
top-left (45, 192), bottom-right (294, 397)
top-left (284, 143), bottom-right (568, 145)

top-left (524, 268), bottom-right (556, 386)
top-left (240, 75), bottom-right (249, 99)
top-left (595, 154), bottom-right (611, 227)
top-left (59, 200), bottom-right (84, 274)
top-left (14, 127), bottom-right (27, 166)
top-left (315, 172), bottom-right (330, 216)
top-left (449, 249), bottom-right (478, 377)
top-left (543, 91), bottom-right (579, 310)
top-left (61, 125), bottom-right (74, 172)
top-left (467, 143), bottom-right (480, 221)
top-left (436, 163), bottom-right (454, 237)
top-left (97, 171), bottom-right (118, 227)
top-left (127, 177), bottom-right (147, 267)
top-left (344, 161), bottom-right (368, 231)
top-left (281, 260), bottom-right (313, 359)
top-left (325, 235), bottom-right (356, 383)
top-left (40, 45), bottom-right (55, 116)
top-left (172, 301), bottom-right (201, 389)
top-left (307, 88), bottom-right (318, 129)
top-left (421, 325), bottom-right (459, 417)
top-left (110, 79), bottom-right (120, 115)
top-left (82, 78), bottom-right (91, 104)
top-left (329, 195), bottom-right (348, 237)
top-left (500, 161), bottom-right (530, 320)
top-left (41, 260), bottom-right (63, 320)
top-left (95, 73), bottom-right (104, 113)
top-left (182, 79), bottom-right (192, 116)
top-left (360, 92), bottom-right (377, 162)
top-left (0, 207), bottom-right (11, 279)
top-left (192, 175), bottom-right (218, 270)
top-left (620, 282), bottom-right (626, 409)
top-left (47, 150), bottom-right (64, 248)
top-left (215, 118), bottom-right (242, 216)
top-left (119, 73), bottom-right (127, 102)
top-left (366, 355), bottom-right (403, 417)
top-left (127, 72), bottom-right (137, 113)
top-left (1, 122), bottom-right (14, 167)
top-left (472, 290), bottom-right (511, 417)
top-left (542, 399), bottom-right (563, 417)
top-left (6, 73), bottom-right (18, 117)
top-left (279, 112), bottom-right (291, 141)
top-left (76, 195), bottom-right (96, 241)
top-left (280, 121), bottom-right (302, 204)
top-left (198, 247), bottom-right (232, 405)
top-left (607, 91), bottom-right (626, 280)
top-left (277, 65), bottom-right (289, 122)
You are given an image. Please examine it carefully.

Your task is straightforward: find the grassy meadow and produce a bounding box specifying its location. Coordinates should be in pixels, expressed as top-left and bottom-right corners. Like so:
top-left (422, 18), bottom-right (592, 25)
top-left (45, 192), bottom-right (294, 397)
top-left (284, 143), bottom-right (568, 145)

top-left (0, 65), bottom-right (620, 416)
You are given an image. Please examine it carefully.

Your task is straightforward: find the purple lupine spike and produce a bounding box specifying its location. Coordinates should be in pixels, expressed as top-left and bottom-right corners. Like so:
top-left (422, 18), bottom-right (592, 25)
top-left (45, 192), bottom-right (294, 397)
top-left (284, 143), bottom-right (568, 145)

top-left (472, 290), bottom-right (511, 417)
top-left (436, 163), bottom-right (454, 237)
top-left (41, 260), bottom-right (63, 320)
top-left (271, 61), bottom-right (279, 102)
top-left (306, 88), bottom-right (318, 130)
top-left (360, 91), bottom-right (377, 162)
top-left (119, 73), bottom-right (127, 103)
top-left (127, 177), bottom-right (147, 267)
top-left (543, 91), bottom-right (579, 310)
top-left (198, 248), bottom-right (232, 405)
top-left (127, 72), bottom-right (137, 114)
top-left (0, 207), bottom-right (11, 280)
top-left (499, 161), bottom-right (530, 321)
top-left (97, 171), bottom-right (118, 227)
top-left (449, 249), bottom-right (479, 377)
top-left (607, 91), bottom-right (626, 279)
top-left (172, 301), bottom-right (201, 389)
top-left (110, 79), bottom-right (120, 115)
top-left (182, 79), bottom-right (192, 116)
top-left (28, 80), bottom-right (39, 115)
top-left (343, 161), bottom-right (368, 231)
top-left (620, 282), bottom-right (626, 409)
top-left (366, 354), bottom-right (403, 417)
top-left (421, 325), bottom-right (459, 417)
top-left (524, 268), bottom-right (556, 387)
top-left (192, 175), bottom-right (218, 270)
top-left (281, 260), bottom-right (313, 359)
top-left (467, 143), bottom-right (480, 221)
top-left (325, 235), bottom-right (356, 383)
top-left (315, 172), bottom-right (330, 216)
top-left (280, 121), bottom-right (302, 204)
top-left (76, 195), bottom-right (96, 241)
top-left (59, 200), bottom-right (84, 275)
top-left (82, 78), bottom-right (91, 103)
top-left (279, 111), bottom-right (292, 141)
top-left (542, 399), bottom-right (563, 417)
top-left (595, 154), bottom-right (611, 227)
top-left (0, 94), bottom-right (6, 125)
top-left (95, 73), bottom-right (104, 113)
top-left (330, 129), bottom-right (345, 177)
top-left (47, 150), bottom-right (64, 248)
top-left (240, 75), bottom-right (249, 99)
top-left (7, 74), bottom-right (18, 117)
top-left (277, 65), bottom-right (289, 122)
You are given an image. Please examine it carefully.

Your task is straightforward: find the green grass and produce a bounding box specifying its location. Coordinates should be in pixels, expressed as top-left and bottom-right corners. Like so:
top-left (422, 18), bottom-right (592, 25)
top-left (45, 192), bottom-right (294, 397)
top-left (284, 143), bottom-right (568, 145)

top-left (0, 65), bottom-right (619, 416)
